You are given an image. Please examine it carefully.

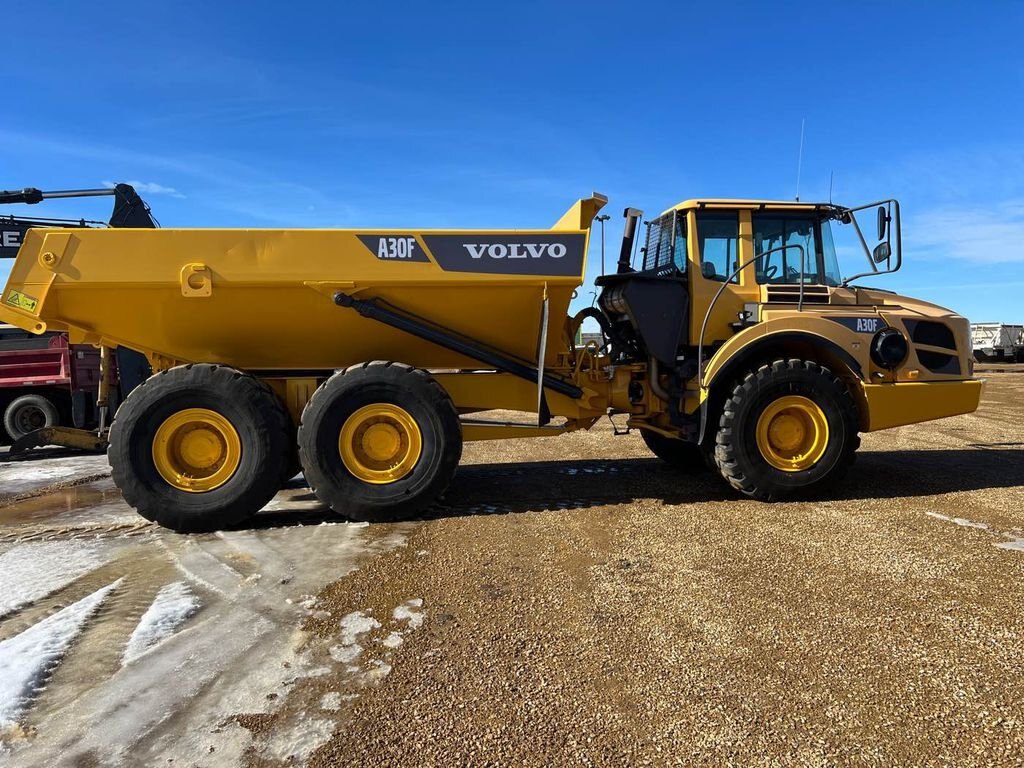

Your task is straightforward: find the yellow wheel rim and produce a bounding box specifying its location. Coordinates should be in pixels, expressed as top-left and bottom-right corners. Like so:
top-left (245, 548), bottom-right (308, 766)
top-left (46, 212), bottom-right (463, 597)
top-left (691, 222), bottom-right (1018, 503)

top-left (339, 404), bottom-right (422, 484)
top-left (755, 395), bottom-right (829, 472)
top-left (152, 408), bottom-right (242, 492)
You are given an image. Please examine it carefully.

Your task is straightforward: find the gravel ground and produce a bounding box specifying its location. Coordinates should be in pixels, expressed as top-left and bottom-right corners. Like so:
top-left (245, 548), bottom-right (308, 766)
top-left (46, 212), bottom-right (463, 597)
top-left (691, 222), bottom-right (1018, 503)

top-left (0, 371), bottom-right (1021, 766)
top-left (297, 371), bottom-right (1024, 767)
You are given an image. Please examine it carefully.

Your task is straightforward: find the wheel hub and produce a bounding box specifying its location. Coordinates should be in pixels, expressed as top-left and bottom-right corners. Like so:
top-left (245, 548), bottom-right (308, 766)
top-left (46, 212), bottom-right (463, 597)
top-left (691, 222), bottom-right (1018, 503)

top-left (16, 406), bottom-right (46, 432)
top-left (152, 408), bottom-right (242, 492)
top-left (755, 396), bottom-right (829, 472)
top-left (340, 404), bottom-right (422, 484)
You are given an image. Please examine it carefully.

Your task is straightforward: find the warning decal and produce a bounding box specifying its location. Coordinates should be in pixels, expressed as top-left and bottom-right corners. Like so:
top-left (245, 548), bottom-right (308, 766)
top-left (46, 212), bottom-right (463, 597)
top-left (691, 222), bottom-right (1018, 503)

top-left (5, 289), bottom-right (38, 312)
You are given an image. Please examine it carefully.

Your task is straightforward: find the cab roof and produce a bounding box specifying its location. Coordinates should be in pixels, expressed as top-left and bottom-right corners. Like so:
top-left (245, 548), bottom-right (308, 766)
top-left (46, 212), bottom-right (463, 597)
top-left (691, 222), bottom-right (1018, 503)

top-left (661, 199), bottom-right (840, 217)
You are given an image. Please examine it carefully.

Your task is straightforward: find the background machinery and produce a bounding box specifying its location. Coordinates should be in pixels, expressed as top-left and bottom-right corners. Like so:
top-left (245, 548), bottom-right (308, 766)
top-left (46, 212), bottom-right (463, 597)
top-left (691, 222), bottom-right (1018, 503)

top-left (971, 322), bottom-right (1024, 363)
top-left (0, 186), bottom-right (983, 531)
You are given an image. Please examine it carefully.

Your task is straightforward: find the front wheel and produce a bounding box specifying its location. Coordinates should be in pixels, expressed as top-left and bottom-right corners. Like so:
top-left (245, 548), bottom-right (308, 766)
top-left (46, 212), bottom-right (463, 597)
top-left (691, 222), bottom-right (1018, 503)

top-left (714, 360), bottom-right (859, 500)
top-left (298, 362), bottom-right (462, 523)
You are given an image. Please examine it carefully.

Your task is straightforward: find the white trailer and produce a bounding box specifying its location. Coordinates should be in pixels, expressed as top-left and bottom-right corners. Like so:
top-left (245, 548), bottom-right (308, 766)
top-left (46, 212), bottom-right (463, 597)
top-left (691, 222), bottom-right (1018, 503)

top-left (971, 323), bottom-right (1024, 362)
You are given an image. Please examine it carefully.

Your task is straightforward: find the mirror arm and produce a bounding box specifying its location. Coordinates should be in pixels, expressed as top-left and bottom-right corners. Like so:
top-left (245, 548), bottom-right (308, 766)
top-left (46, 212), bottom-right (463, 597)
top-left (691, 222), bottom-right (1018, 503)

top-left (841, 198), bottom-right (903, 286)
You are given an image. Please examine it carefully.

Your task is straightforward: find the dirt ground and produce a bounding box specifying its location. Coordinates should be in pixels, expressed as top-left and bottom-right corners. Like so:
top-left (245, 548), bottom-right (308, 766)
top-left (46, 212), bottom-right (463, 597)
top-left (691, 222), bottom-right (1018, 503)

top-left (0, 369), bottom-right (1022, 767)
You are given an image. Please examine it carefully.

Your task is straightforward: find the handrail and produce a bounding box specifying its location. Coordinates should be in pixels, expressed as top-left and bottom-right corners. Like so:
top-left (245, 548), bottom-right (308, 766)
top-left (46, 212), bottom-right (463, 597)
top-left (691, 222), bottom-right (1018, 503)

top-left (696, 243), bottom-right (806, 389)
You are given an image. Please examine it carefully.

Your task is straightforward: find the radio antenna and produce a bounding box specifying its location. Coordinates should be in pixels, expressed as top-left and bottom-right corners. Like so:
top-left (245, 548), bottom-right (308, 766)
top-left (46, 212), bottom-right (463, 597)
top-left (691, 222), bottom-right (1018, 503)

top-left (829, 170), bottom-right (834, 205)
top-left (795, 118), bottom-right (805, 201)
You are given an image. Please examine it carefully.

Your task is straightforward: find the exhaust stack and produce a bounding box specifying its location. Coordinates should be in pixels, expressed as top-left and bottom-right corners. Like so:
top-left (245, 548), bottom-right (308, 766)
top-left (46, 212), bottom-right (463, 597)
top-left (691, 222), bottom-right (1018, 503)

top-left (617, 207), bottom-right (643, 273)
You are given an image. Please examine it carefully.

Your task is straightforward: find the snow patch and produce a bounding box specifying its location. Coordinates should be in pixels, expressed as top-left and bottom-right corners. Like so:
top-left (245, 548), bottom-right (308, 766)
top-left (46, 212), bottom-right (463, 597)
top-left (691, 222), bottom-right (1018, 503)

top-left (0, 579), bottom-right (121, 727)
top-left (122, 582), bottom-right (200, 664)
top-left (927, 511), bottom-right (1024, 553)
top-left (926, 511), bottom-right (989, 530)
top-left (329, 643), bottom-right (362, 664)
top-left (319, 692), bottom-right (342, 711)
top-left (0, 542), bottom-right (107, 617)
top-left (382, 631), bottom-right (404, 649)
top-left (365, 659), bottom-right (392, 682)
top-left (262, 717), bottom-right (336, 762)
top-left (392, 598), bottom-right (425, 630)
top-left (338, 611), bottom-right (380, 644)
top-left (996, 537), bottom-right (1024, 552)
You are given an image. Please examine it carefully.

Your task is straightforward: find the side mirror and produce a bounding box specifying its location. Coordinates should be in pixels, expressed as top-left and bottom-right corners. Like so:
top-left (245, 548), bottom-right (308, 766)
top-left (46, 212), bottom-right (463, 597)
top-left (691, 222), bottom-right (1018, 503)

top-left (872, 242), bottom-right (891, 263)
top-left (701, 261), bottom-right (717, 280)
top-left (877, 206), bottom-right (888, 241)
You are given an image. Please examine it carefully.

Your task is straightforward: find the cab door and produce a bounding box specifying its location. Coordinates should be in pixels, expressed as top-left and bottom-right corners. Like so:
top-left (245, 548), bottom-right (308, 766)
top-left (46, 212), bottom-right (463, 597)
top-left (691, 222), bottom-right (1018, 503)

top-left (687, 208), bottom-right (758, 347)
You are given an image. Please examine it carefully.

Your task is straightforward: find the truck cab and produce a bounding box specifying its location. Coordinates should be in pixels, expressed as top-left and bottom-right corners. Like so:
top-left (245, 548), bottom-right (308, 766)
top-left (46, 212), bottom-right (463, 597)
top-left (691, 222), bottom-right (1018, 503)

top-left (597, 198), bottom-right (982, 499)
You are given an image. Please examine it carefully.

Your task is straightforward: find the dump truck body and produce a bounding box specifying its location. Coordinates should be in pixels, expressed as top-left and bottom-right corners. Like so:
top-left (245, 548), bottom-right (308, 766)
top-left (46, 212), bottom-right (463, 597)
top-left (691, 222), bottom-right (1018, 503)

top-left (0, 188), bottom-right (983, 532)
top-left (971, 322), bottom-right (1024, 362)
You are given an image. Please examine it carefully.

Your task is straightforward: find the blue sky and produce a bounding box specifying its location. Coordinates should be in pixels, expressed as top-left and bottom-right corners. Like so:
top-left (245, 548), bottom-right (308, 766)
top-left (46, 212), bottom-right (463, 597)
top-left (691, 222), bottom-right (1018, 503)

top-left (4, 1), bottom-right (1023, 323)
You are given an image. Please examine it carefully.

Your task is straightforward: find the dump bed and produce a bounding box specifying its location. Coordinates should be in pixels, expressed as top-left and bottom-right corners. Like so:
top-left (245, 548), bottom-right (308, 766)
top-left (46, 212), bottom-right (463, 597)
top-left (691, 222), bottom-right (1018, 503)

top-left (0, 196), bottom-right (606, 371)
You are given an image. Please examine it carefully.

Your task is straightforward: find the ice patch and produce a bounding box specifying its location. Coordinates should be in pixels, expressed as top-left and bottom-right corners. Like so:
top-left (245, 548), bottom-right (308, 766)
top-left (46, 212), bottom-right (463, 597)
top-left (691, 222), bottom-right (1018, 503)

top-left (995, 537), bottom-right (1024, 552)
top-left (319, 692), bottom-right (342, 711)
top-left (122, 582), bottom-right (200, 665)
top-left (0, 579), bottom-right (121, 727)
top-left (392, 599), bottom-right (424, 630)
top-left (329, 643), bottom-right (362, 664)
top-left (262, 717), bottom-right (336, 762)
top-left (926, 511), bottom-right (989, 530)
top-left (365, 659), bottom-right (392, 682)
top-left (0, 542), bottom-right (107, 617)
top-left (382, 632), bottom-right (404, 649)
top-left (338, 611), bottom-right (380, 644)
top-left (926, 511), bottom-right (1024, 553)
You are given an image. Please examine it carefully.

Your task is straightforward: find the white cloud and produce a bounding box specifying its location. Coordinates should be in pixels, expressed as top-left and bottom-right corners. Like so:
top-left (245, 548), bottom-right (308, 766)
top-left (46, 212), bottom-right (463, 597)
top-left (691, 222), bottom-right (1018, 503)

top-left (908, 199), bottom-right (1024, 264)
top-left (102, 180), bottom-right (184, 198)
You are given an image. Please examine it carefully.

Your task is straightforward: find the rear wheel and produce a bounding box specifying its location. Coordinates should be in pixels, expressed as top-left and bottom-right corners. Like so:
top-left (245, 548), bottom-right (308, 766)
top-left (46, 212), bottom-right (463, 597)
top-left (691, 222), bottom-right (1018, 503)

top-left (4, 394), bottom-right (60, 441)
top-left (108, 364), bottom-right (291, 532)
top-left (714, 360), bottom-right (859, 500)
top-left (640, 429), bottom-right (707, 472)
top-left (298, 362), bottom-right (462, 522)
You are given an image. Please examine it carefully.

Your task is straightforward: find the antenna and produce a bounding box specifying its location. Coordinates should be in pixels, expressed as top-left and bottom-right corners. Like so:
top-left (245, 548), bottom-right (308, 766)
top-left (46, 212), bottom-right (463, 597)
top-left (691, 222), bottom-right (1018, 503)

top-left (829, 170), bottom-right (834, 205)
top-left (795, 118), bottom-right (805, 201)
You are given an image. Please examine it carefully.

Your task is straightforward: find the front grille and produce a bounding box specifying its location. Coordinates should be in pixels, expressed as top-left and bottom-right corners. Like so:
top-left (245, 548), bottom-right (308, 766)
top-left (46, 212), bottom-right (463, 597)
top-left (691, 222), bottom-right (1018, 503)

top-left (917, 349), bottom-right (961, 375)
top-left (906, 320), bottom-right (956, 350)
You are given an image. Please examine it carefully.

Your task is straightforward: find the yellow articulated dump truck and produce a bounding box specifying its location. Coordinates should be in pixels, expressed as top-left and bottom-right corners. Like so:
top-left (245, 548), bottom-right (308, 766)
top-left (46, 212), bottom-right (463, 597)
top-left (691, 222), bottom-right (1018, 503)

top-left (0, 185), bottom-right (983, 532)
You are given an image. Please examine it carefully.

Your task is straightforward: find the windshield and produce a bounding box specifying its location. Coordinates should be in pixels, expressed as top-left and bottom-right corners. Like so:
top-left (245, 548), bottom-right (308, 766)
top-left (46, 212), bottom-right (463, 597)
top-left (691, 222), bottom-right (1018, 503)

top-left (753, 214), bottom-right (842, 287)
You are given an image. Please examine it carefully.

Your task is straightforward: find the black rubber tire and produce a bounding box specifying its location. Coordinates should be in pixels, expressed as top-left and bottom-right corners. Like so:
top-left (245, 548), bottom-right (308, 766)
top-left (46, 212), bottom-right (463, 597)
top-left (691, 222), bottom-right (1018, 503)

top-left (298, 362), bottom-right (462, 523)
top-left (4, 394), bottom-right (60, 440)
top-left (714, 359), bottom-right (859, 501)
top-left (108, 364), bottom-right (291, 533)
top-left (640, 429), bottom-right (707, 473)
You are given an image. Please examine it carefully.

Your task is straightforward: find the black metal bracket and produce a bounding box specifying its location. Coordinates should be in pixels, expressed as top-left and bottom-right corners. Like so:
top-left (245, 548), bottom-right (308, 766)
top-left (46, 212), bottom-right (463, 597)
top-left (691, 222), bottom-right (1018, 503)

top-left (0, 184), bottom-right (157, 228)
top-left (333, 291), bottom-right (583, 400)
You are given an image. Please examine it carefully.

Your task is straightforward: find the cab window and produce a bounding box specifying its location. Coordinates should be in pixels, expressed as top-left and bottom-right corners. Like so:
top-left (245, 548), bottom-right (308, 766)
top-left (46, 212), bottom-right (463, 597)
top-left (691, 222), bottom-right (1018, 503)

top-left (640, 211), bottom-right (686, 274)
top-left (753, 215), bottom-right (839, 285)
top-left (697, 213), bottom-right (739, 282)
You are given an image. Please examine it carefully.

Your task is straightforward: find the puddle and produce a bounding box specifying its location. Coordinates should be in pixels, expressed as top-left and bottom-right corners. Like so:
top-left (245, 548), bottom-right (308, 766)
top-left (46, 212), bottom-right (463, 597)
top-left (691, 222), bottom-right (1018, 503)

top-left (0, 480), bottom-right (129, 528)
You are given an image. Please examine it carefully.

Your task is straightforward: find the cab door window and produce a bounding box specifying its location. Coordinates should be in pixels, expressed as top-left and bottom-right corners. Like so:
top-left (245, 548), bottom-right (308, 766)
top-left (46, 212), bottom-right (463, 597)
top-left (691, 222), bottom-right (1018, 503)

top-left (696, 213), bottom-right (739, 282)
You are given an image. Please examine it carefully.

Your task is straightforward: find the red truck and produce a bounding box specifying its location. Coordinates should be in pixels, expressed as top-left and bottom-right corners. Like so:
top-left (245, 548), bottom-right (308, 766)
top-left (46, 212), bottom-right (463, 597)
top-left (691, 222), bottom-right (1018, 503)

top-left (0, 184), bottom-right (155, 451)
top-left (0, 324), bottom-right (106, 443)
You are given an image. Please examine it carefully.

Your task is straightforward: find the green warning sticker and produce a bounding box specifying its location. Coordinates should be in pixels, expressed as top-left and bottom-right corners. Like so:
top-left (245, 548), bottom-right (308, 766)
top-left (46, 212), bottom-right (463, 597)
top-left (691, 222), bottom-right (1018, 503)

top-left (5, 289), bottom-right (38, 312)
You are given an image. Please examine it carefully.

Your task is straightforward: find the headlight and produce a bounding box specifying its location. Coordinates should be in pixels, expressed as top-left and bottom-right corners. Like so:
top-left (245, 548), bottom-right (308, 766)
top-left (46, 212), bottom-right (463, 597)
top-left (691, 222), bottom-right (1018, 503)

top-left (871, 328), bottom-right (909, 369)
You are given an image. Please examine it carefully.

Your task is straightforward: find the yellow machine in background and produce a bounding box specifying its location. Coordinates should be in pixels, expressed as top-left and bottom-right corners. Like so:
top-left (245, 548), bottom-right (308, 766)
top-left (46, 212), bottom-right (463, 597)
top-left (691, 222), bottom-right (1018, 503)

top-left (0, 185), bottom-right (982, 532)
